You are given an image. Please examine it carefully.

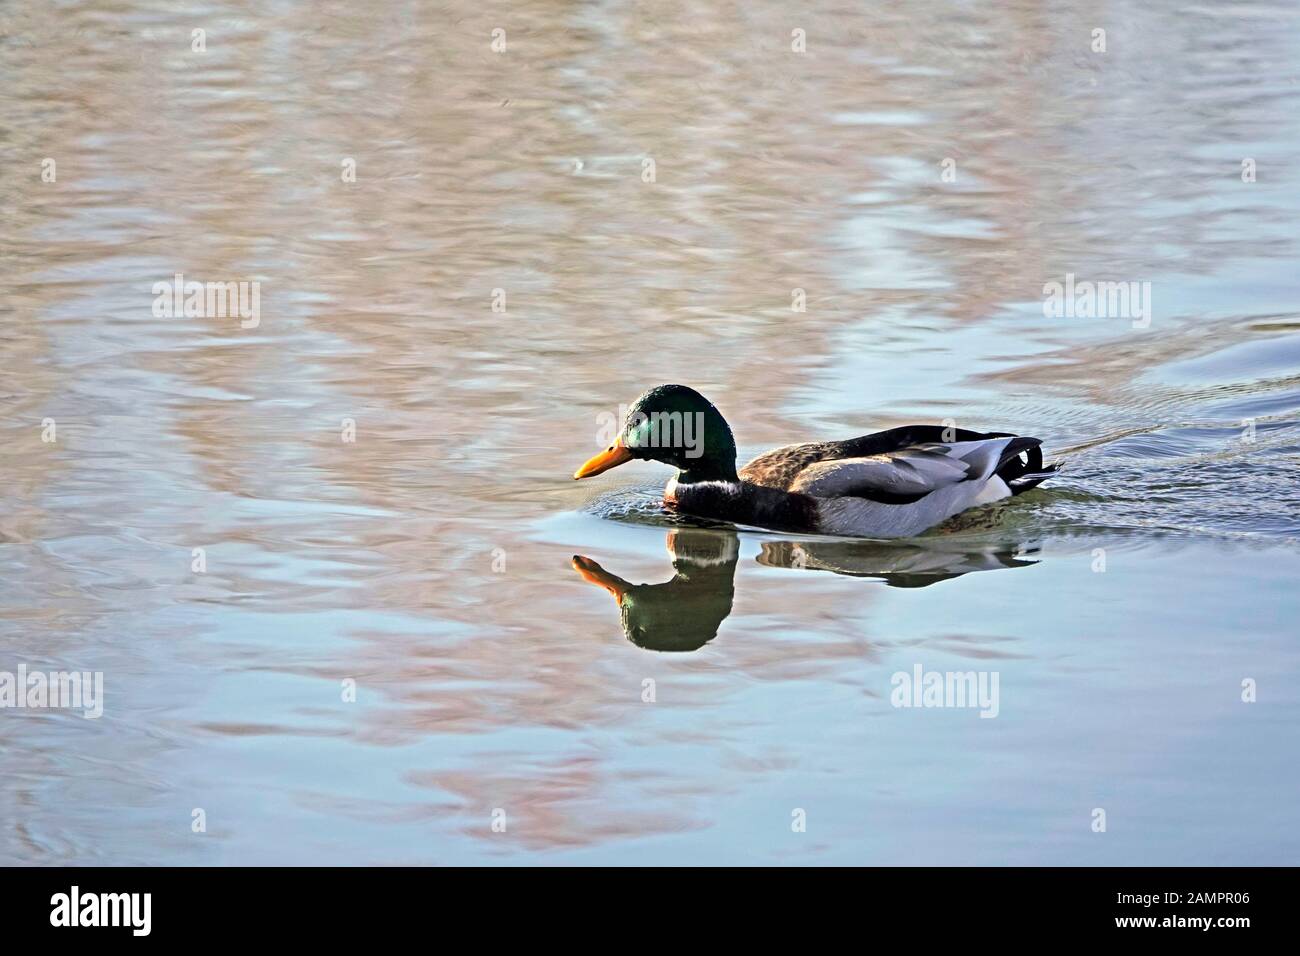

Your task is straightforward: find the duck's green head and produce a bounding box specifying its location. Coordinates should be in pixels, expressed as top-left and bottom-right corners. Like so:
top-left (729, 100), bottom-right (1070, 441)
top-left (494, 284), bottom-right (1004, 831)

top-left (574, 384), bottom-right (739, 483)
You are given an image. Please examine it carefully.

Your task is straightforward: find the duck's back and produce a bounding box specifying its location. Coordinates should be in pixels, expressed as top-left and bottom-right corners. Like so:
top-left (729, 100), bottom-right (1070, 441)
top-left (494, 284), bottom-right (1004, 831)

top-left (739, 424), bottom-right (1059, 536)
top-left (739, 440), bottom-right (841, 490)
top-left (740, 425), bottom-right (1019, 492)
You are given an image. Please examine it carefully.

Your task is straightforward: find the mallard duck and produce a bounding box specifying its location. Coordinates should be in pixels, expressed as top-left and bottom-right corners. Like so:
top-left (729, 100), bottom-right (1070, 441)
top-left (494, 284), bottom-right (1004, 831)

top-left (573, 384), bottom-right (1060, 538)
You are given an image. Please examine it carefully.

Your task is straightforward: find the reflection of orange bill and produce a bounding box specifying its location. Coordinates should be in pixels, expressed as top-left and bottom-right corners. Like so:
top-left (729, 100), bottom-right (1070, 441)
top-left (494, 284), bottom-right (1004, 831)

top-left (571, 555), bottom-right (630, 602)
top-left (573, 437), bottom-right (633, 479)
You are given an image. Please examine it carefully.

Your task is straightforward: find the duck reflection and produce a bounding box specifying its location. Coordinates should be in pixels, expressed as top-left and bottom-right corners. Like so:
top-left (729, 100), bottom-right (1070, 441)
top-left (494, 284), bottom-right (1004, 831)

top-left (756, 537), bottom-right (1039, 587)
top-left (572, 528), bottom-right (1039, 652)
top-left (573, 530), bottom-right (738, 653)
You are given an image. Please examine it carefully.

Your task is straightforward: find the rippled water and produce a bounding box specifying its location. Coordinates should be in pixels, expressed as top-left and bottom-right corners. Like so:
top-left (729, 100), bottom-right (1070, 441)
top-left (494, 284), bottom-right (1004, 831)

top-left (2, 1), bottom-right (1298, 864)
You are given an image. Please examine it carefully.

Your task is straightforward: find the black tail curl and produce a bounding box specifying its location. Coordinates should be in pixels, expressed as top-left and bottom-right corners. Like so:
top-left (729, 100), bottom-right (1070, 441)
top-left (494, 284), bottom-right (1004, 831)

top-left (994, 437), bottom-right (1061, 495)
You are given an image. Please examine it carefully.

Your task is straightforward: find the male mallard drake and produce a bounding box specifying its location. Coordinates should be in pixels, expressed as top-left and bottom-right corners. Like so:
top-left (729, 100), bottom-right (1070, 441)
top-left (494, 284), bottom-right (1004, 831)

top-left (573, 384), bottom-right (1060, 539)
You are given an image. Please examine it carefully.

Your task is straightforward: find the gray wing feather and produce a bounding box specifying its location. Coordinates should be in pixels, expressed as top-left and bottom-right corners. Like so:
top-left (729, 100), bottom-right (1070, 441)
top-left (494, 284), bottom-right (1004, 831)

top-left (788, 439), bottom-right (1014, 499)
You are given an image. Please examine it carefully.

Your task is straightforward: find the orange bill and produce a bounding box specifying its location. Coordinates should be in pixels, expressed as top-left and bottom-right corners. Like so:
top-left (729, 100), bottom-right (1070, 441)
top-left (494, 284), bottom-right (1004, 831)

top-left (573, 437), bottom-right (633, 479)
top-left (571, 555), bottom-right (631, 602)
